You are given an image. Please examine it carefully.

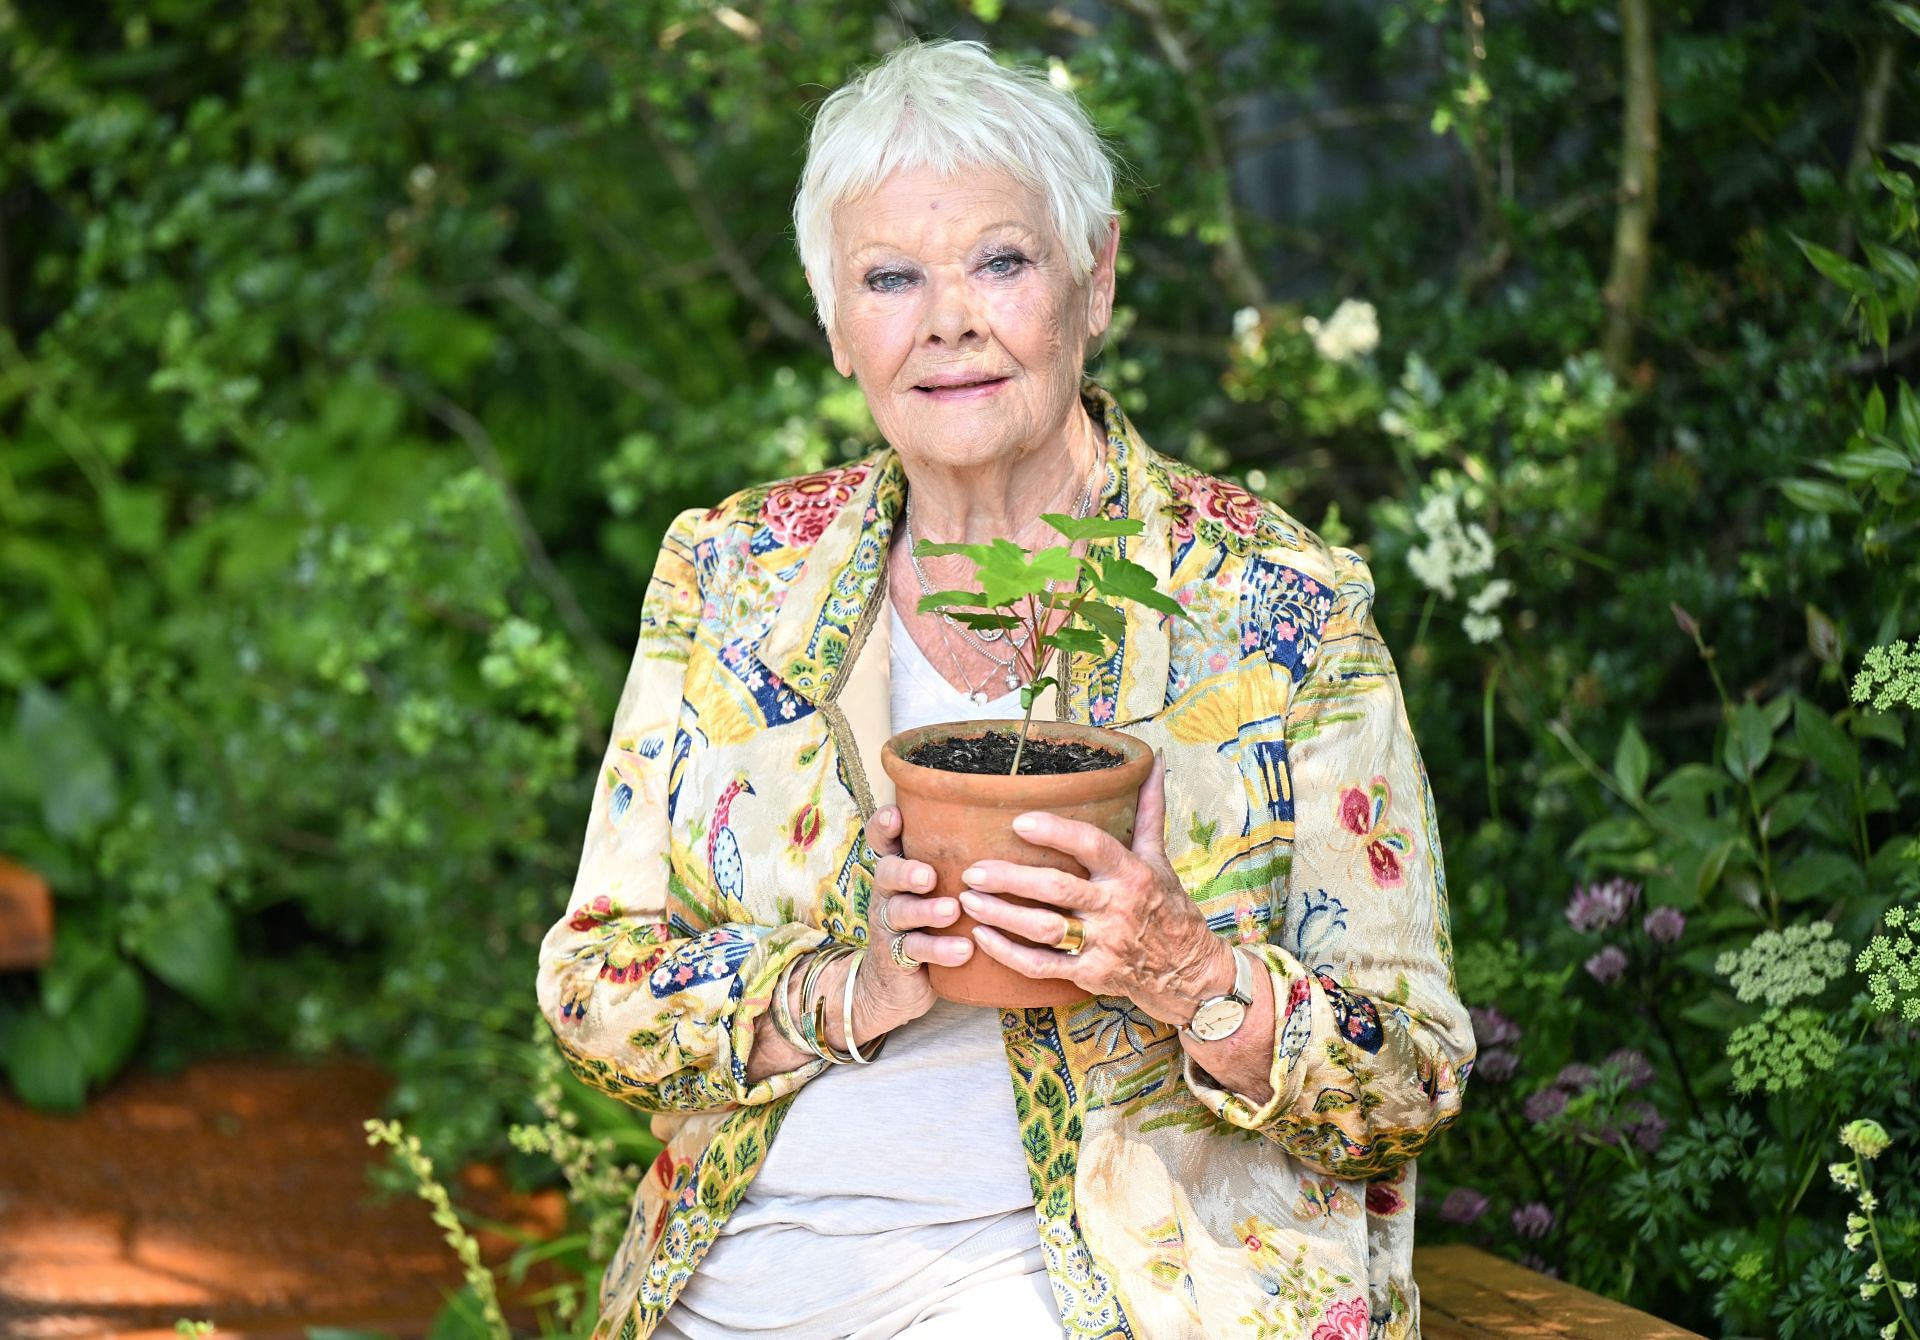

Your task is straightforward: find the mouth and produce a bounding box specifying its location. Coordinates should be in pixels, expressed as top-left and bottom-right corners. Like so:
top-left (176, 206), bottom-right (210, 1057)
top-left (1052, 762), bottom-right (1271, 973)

top-left (913, 375), bottom-right (1011, 398)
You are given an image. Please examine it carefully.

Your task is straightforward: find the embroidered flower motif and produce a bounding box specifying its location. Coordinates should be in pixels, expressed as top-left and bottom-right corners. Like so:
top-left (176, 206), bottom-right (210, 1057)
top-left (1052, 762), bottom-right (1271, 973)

top-left (789, 801), bottom-right (823, 851)
top-left (1171, 475), bottom-right (1264, 547)
top-left (1311, 1295), bottom-right (1370, 1340)
top-left (1364, 1180), bottom-right (1406, 1216)
top-left (1334, 776), bottom-right (1414, 888)
top-left (759, 464), bottom-right (870, 548)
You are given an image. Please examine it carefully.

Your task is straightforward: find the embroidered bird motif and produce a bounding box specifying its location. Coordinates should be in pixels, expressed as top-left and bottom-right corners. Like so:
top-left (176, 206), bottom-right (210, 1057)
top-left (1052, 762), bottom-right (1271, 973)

top-left (707, 777), bottom-right (755, 901)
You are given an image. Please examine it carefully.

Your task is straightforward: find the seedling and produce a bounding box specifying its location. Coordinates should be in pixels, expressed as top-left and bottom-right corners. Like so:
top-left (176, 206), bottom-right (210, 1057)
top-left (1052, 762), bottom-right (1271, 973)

top-left (914, 513), bottom-right (1190, 775)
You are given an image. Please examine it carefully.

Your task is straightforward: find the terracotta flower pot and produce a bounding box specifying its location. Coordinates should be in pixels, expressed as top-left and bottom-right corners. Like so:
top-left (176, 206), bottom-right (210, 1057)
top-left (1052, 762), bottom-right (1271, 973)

top-left (879, 719), bottom-right (1153, 1009)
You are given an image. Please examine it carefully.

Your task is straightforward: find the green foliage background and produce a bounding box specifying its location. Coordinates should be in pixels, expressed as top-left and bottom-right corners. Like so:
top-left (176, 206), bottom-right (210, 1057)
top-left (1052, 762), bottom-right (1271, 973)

top-left (2, 0), bottom-right (1918, 1335)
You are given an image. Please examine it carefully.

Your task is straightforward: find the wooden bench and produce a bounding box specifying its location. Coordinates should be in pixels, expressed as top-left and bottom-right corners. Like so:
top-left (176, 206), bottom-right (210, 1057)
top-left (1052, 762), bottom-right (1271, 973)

top-left (1416, 1243), bottom-right (1704, 1338)
top-left (0, 858), bottom-right (53, 971)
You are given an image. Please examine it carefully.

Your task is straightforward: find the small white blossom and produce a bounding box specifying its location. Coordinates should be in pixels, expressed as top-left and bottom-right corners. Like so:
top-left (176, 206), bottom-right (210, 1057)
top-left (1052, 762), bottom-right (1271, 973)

top-left (1464, 611), bottom-right (1504, 644)
top-left (1302, 298), bottom-right (1380, 363)
top-left (1407, 491), bottom-right (1496, 599)
top-left (1468, 578), bottom-right (1514, 614)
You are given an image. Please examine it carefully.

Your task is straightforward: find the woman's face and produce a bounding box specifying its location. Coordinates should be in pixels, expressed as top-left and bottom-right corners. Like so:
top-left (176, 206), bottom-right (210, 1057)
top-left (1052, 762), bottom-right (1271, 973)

top-left (822, 163), bottom-right (1116, 475)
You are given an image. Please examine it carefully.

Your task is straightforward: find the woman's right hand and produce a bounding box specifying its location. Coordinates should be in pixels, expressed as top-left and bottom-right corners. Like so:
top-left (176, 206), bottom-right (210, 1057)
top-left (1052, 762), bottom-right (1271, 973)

top-left (855, 804), bottom-right (973, 1034)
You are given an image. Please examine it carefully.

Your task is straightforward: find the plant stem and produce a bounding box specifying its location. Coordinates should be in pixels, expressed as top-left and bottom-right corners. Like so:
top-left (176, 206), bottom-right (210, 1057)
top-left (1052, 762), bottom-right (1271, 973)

top-left (1857, 1151), bottom-right (1920, 1340)
top-left (1483, 665), bottom-right (1501, 822)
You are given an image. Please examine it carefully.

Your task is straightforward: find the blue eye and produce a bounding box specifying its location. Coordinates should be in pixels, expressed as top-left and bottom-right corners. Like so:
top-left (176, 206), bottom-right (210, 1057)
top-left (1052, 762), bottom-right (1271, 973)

top-left (983, 252), bottom-right (1028, 277)
top-left (866, 269), bottom-right (914, 293)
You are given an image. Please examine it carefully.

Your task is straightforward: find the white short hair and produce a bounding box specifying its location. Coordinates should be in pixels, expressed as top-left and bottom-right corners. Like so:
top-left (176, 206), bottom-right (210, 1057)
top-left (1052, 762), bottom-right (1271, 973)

top-left (793, 39), bottom-right (1119, 336)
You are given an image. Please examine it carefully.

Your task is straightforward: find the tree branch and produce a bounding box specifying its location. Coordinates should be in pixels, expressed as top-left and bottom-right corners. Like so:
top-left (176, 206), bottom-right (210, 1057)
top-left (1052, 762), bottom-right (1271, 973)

top-left (1600, 0), bottom-right (1661, 380)
top-left (1112, 0), bottom-right (1269, 311)
top-left (1226, 103), bottom-right (1423, 155)
top-left (490, 273), bottom-right (672, 400)
top-left (637, 110), bottom-right (827, 352)
top-left (1838, 34), bottom-right (1900, 259)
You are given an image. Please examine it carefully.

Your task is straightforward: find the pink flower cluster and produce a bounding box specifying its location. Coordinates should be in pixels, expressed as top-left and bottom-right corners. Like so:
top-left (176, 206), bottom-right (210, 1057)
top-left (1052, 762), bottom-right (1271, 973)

top-left (1565, 877), bottom-right (1642, 932)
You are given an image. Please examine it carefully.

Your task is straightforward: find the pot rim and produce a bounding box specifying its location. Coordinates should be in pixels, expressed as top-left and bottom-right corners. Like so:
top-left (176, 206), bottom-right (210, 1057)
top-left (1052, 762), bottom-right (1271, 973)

top-left (880, 719), bottom-right (1152, 804)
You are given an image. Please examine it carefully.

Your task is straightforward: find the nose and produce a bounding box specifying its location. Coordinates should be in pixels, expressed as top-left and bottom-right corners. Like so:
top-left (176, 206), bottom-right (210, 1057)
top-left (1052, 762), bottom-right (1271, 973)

top-left (919, 268), bottom-right (985, 346)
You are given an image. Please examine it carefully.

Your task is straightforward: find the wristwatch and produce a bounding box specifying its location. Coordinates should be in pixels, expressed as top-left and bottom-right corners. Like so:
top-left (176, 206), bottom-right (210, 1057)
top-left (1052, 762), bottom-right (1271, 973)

top-left (1180, 945), bottom-right (1257, 1043)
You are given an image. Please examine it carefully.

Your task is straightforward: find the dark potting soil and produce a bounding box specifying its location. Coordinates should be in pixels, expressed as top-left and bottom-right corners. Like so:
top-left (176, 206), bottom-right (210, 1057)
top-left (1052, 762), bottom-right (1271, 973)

top-left (906, 730), bottom-right (1123, 776)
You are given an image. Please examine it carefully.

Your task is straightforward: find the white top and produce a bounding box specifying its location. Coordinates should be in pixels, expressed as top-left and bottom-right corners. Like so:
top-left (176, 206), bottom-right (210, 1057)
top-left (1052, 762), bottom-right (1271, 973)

top-left (662, 605), bottom-right (1050, 1339)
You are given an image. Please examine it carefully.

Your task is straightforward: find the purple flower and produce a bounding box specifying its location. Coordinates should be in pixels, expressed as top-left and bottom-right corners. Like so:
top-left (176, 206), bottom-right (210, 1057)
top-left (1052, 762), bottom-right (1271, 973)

top-left (1440, 1188), bottom-right (1490, 1225)
top-left (1470, 1005), bottom-right (1522, 1049)
top-left (1556, 1062), bottom-right (1600, 1091)
top-left (1512, 1203), bottom-right (1555, 1240)
top-left (1524, 1087), bottom-right (1569, 1123)
top-left (1565, 877), bottom-right (1642, 933)
top-left (1632, 1108), bottom-right (1669, 1153)
top-left (1604, 1047), bottom-right (1656, 1091)
top-left (1477, 1049), bottom-right (1519, 1083)
top-left (1585, 945), bottom-right (1629, 984)
top-left (1643, 906), bottom-right (1686, 944)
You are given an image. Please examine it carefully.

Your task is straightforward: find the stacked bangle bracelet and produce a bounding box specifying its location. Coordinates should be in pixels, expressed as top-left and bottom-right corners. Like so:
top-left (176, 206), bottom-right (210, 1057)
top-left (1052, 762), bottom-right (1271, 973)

top-left (775, 944), bottom-right (885, 1066)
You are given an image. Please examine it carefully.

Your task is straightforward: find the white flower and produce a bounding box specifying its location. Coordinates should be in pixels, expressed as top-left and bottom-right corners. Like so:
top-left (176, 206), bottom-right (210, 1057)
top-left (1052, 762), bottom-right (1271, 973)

top-left (1463, 612), bottom-right (1504, 644)
top-left (1468, 578), bottom-right (1514, 614)
top-left (1406, 491), bottom-right (1496, 599)
top-left (1232, 306), bottom-right (1262, 339)
top-left (1302, 298), bottom-right (1380, 363)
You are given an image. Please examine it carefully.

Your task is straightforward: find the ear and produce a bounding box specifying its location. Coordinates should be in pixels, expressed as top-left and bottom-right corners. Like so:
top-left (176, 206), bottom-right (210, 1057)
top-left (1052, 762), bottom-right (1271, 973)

top-left (806, 267), bottom-right (854, 378)
top-left (1085, 218), bottom-right (1121, 340)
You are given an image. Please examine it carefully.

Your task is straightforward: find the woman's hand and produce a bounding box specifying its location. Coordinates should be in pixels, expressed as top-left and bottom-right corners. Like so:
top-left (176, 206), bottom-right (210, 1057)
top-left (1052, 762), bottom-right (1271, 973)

top-left (853, 804), bottom-right (974, 1036)
top-left (957, 752), bottom-right (1235, 1028)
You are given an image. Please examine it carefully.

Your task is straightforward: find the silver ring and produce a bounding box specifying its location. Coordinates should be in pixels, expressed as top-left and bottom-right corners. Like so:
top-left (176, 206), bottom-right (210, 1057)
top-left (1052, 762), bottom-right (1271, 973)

top-left (877, 895), bottom-right (900, 936)
top-left (889, 932), bottom-right (921, 970)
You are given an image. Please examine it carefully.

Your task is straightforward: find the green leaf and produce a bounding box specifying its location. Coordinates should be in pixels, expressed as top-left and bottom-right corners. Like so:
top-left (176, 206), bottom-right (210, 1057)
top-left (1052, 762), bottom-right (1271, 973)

top-left (1865, 383), bottom-right (1889, 435)
top-left (1792, 697), bottom-right (1859, 785)
top-left (1073, 600), bottom-right (1126, 643)
top-left (1569, 815), bottom-right (1653, 856)
top-left (1820, 445), bottom-right (1916, 479)
top-left (1046, 626), bottom-right (1107, 656)
top-left (0, 1004), bottom-right (87, 1110)
top-left (1650, 763), bottom-right (1731, 806)
top-left (1884, 142), bottom-right (1920, 169)
top-left (1762, 791), bottom-right (1818, 842)
top-left (1613, 720), bottom-right (1652, 801)
top-left (1887, 3), bottom-right (1920, 41)
top-left (100, 484), bottom-right (167, 553)
top-left (132, 892), bottom-right (238, 1012)
top-left (1088, 557), bottom-right (1188, 619)
top-left (1899, 384), bottom-right (1920, 453)
top-left (1696, 837), bottom-right (1739, 899)
top-left (13, 684), bottom-right (118, 840)
top-left (912, 540), bottom-right (992, 562)
top-left (1723, 702), bottom-right (1775, 780)
top-left (1777, 478), bottom-right (1859, 515)
top-left (1805, 604), bottom-right (1843, 667)
top-left (40, 914), bottom-right (115, 1018)
top-left (1042, 513), bottom-right (1142, 542)
top-left (1795, 235), bottom-right (1873, 293)
top-left (1775, 852), bottom-right (1863, 904)
top-left (1861, 238), bottom-right (1920, 289)
top-left (64, 960), bottom-right (146, 1083)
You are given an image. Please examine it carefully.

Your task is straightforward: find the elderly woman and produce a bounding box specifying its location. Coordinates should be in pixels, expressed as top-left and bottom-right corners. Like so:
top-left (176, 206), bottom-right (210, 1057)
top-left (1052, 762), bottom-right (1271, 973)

top-left (538, 38), bottom-right (1472, 1340)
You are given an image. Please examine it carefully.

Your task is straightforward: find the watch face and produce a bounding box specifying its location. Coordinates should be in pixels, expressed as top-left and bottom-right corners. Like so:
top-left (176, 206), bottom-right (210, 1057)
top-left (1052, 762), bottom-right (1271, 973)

top-left (1188, 997), bottom-right (1247, 1042)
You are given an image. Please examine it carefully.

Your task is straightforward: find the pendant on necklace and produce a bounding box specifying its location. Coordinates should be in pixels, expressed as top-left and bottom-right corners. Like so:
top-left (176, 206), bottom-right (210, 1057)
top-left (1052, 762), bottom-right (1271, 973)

top-left (969, 690), bottom-right (989, 706)
top-left (1003, 668), bottom-right (1020, 692)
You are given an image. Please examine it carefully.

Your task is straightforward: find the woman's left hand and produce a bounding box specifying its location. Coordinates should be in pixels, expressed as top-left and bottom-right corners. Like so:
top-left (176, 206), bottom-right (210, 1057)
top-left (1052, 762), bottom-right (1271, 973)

top-left (958, 752), bottom-right (1233, 1026)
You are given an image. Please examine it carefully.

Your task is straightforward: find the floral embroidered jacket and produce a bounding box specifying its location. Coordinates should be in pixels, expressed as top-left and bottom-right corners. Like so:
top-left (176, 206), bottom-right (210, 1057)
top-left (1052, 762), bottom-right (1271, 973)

top-left (536, 382), bottom-right (1474, 1340)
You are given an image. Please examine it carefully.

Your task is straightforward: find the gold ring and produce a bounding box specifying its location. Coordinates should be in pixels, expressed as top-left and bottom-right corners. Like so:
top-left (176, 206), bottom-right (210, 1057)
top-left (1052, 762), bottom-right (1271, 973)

top-left (876, 896), bottom-right (900, 935)
top-left (1056, 915), bottom-right (1086, 956)
top-left (889, 932), bottom-right (921, 970)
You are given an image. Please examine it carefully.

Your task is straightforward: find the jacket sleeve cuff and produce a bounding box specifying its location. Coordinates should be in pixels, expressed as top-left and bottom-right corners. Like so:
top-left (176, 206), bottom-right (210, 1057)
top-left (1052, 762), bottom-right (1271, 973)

top-left (1179, 942), bottom-right (1326, 1130)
